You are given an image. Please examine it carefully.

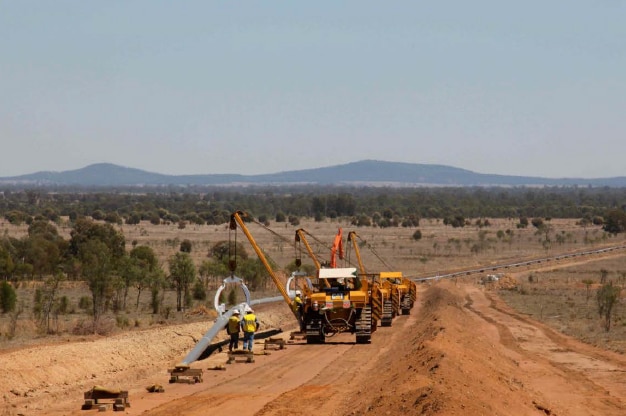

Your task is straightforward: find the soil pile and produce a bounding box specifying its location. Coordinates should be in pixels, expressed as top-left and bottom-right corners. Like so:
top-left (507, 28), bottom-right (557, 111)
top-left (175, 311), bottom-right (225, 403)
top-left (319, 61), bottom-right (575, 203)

top-left (0, 303), bottom-right (293, 415)
top-left (340, 282), bottom-right (547, 415)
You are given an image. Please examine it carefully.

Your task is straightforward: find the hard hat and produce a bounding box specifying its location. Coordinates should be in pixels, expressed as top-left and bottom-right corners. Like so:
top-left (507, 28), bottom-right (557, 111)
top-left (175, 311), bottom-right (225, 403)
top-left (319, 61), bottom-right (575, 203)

top-left (232, 309), bottom-right (240, 315)
top-left (295, 290), bottom-right (302, 296)
top-left (244, 306), bottom-right (253, 313)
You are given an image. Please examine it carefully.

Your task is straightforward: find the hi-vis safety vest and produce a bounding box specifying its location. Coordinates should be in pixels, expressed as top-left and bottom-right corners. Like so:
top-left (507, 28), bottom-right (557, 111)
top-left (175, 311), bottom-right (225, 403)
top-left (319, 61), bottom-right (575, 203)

top-left (293, 296), bottom-right (303, 312)
top-left (227, 316), bottom-right (240, 334)
top-left (242, 313), bottom-right (258, 333)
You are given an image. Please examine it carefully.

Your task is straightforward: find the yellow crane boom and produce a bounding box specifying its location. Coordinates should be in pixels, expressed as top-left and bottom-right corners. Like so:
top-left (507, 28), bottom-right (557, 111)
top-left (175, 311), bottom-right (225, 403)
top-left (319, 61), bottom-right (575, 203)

top-left (229, 211), bottom-right (300, 323)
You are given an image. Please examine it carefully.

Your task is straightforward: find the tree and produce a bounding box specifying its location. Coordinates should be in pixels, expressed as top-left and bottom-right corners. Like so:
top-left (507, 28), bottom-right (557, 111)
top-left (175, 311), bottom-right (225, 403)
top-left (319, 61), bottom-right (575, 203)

top-left (129, 245), bottom-right (162, 310)
top-left (79, 239), bottom-right (116, 329)
top-left (37, 271), bottom-right (65, 333)
top-left (518, 217), bottom-right (529, 228)
top-left (104, 212), bottom-right (122, 224)
top-left (600, 268), bottom-right (609, 284)
top-left (209, 241), bottom-right (248, 262)
top-left (91, 210), bottom-right (105, 221)
top-left (0, 244), bottom-right (15, 281)
top-left (596, 282), bottom-right (621, 332)
top-left (168, 252), bottom-right (196, 312)
top-left (581, 279), bottom-right (594, 303)
top-left (444, 215), bottom-right (465, 228)
top-left (199, 259), bottom-right (229, 291)
top-left (352, 214), bottom-right (371, 227)
top-left (69, 219), bottom-right (126, 331)
top-left (531, 217), bottom-right (544, 229)
top-left (125, 212), bottom-right (141, 225)
top-left (603, 209), bottom-right (626, 234)
top-left (412, 230), bottom-right (423, 241)
top-left (192, 279), bottom-right (206, 301)
top-left (0, 281), bottom-right (17, 313)
top-left (236, 257), bottom-right (274, 290)
top-left (23, 236), bottom-right (61, 279)
top-left (180, 239), bottom-right (192, 253)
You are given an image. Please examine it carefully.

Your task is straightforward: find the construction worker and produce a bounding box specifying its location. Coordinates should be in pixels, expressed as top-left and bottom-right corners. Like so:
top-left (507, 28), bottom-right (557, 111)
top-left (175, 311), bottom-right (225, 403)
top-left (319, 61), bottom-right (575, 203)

top-left (240, 306), bottom-right (260, 352)
top-left (227, 309), bottom-right (241, 352)
top-left (294, 290), bottom-right (303, 315)
top-left (293, 290), bottom-right (304, 330)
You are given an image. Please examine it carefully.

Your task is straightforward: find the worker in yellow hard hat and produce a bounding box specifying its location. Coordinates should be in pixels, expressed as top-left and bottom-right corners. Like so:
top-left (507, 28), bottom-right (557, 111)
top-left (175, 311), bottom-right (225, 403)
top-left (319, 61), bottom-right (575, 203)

top-left (293, 290), bottom-right (304, 330)
top-left (240, 306), bottom-right (260, 352)
top-left (227, 309), bottom-right (241, 352)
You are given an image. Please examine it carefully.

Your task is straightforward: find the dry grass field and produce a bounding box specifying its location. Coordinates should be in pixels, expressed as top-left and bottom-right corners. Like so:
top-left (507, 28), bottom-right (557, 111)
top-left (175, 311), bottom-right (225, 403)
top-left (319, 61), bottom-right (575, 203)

top-left (1, 216), bottom-right (624, 351)
top-left (499, 255), bottom-right (626, 353)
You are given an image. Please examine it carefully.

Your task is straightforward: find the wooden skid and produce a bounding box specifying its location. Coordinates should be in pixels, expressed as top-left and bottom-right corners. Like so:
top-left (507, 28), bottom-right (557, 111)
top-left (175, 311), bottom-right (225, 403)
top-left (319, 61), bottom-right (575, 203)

top-left (227, 350), bottom-right (255, 364)
top-left (82, 389), bottom-right (130, 411)
top-left (289, 331), bottom-right (306, 341)
top-left (168, 367), bottom-right (204, 384)
top-left (264, 337), bottom-right (286, 350)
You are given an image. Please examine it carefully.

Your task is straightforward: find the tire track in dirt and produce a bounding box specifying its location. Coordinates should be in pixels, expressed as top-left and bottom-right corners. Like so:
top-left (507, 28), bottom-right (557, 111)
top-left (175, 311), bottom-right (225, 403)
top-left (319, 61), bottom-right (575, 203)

top-left (254, 314), bottom-right (415, 416)
top-left (145, 336), bottom-right (356, 416)
top-left (465, 285), bottom-right (626, 415)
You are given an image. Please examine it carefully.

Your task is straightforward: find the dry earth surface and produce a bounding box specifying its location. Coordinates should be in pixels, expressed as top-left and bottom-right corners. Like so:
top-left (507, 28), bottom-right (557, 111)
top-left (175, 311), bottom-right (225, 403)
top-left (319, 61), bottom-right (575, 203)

top-left (2, 263), bottom-right (626, 415)
top-left (1, 218), bottom-right (626, 415)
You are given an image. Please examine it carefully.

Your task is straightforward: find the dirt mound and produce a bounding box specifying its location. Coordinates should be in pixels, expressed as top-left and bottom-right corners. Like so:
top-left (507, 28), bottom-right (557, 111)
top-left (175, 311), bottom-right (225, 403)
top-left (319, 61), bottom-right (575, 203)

top-left (481, 273), bottom-right (519, 290)
top-left (491, 274), bottom-right (519, 290)
top-left (344, 282), bottom-right (548, 415)
top-left (0, 302), bottom-right (293, 415)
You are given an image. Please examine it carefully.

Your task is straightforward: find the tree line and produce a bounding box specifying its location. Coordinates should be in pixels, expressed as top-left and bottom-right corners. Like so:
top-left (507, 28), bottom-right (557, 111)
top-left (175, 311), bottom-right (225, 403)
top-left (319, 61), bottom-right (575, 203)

top-left (1, 186), bottom-right (626, 229)
top-left (0, 217), bottom-right (271, 334)
top-left (1, 185), bottom-right (625, 335)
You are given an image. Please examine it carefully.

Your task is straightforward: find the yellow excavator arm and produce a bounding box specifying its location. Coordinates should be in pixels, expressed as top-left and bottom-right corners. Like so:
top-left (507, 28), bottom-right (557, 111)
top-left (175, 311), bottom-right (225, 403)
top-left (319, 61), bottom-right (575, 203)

top-left (229, 211), bottom-right (299, 322)
top-left (347, 231), bottom-right (367, 276)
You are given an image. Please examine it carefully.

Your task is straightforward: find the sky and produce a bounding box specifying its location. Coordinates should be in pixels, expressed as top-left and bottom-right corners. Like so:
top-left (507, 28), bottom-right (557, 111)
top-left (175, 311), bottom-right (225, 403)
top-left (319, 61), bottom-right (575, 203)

top-left (1, 1), bottom-right (625, 179)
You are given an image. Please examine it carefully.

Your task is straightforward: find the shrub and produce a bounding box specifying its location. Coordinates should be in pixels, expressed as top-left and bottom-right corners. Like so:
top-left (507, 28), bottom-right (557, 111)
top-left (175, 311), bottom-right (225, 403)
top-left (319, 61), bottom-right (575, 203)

top-left (180, 239), bottom-right (193, 253)
top-left (192, 280), bottom-right (206, 301)
top-left (0, 281), bottom-right (17, 313)
top-left (78, 296), bottom-right (92, 311)
top-left (597, 282), bottom-right (621, 332)
top-left (57, 296), bottom-right (69, 314)
top-left (116, 315), bottom-right (130, 328)
top-left (33, 288), bottom-right (42, 318)
top-left (151, 287), bottom-right (161, 314)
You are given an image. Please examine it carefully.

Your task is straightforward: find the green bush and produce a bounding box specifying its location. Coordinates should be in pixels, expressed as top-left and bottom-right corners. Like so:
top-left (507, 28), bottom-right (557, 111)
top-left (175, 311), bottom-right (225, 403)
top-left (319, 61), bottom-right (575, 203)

top-left (57, 296), bottom-right (69, 314)
top-left (192, 280), bottom-right (206, 301)
top-left (33, 288), bottom-right (43, 318)
top-left (78, 296), bottom-right (92, 311)
top-left (151, 287), bottom-right (161, 314)
top-left (0, 281), bottom-right (17, 313)
top-left (116, 315), bottom-right (130, 328)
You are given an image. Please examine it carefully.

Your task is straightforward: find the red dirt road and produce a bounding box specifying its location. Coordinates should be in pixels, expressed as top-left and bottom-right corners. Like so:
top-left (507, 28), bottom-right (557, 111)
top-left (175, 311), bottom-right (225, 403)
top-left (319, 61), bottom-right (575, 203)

top-left (3, 281), bottom-right (625, 415)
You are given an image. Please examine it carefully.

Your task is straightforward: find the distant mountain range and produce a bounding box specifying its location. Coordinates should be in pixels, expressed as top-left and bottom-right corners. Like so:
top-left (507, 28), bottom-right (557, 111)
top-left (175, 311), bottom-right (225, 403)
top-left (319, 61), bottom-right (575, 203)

top-left (1, 160), bottom-right (625, 188)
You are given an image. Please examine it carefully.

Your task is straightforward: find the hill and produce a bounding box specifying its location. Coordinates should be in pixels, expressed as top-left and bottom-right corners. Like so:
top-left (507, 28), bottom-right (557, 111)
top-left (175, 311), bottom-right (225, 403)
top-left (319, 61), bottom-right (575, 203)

top-left (1, 160), bottom-right (625, 187)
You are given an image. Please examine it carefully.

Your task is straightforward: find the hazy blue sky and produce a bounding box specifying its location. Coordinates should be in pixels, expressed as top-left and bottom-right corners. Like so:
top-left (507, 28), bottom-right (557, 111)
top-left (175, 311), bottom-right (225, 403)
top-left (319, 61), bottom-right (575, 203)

top-left (1, 1), bottom-right (625, 178)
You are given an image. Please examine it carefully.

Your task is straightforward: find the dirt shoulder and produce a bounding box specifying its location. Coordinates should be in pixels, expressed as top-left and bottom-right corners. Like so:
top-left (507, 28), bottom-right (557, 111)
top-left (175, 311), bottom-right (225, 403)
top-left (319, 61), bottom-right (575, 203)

top-left (4, 280), bottom-right (624, 416)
